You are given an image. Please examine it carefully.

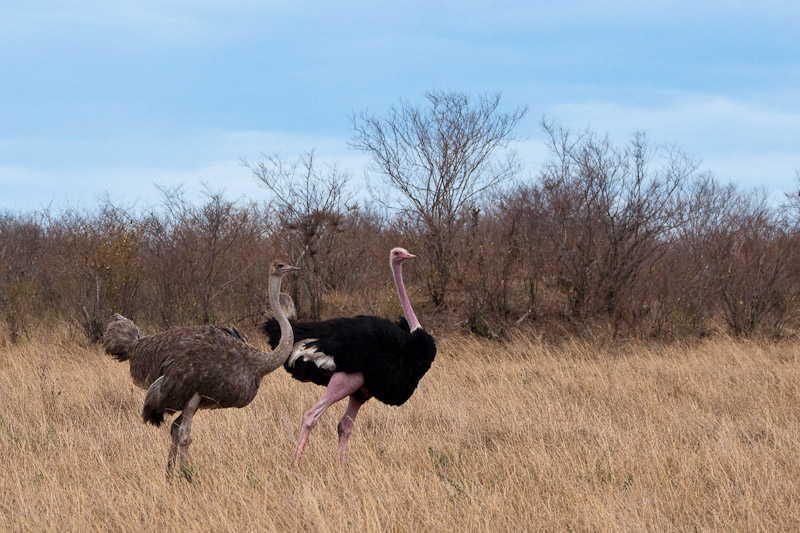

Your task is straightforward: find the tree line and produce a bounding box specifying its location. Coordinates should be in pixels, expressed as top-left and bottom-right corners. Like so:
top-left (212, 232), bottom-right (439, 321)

top-left (2, 91), bottom-right (799, 344)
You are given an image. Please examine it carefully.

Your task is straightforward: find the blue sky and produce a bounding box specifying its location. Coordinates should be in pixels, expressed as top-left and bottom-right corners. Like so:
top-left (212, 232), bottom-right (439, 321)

top-left (1, 1), bottom-right (798, 211)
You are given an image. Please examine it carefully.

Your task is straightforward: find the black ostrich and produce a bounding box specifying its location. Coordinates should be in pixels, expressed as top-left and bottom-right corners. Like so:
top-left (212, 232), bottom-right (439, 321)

top-left (103, 260), bottom-right (299, 479)
top-left (263, 247), bottom-right (436, 470)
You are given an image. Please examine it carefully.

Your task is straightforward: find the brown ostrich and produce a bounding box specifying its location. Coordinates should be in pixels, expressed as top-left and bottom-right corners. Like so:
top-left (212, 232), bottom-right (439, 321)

top-left (103, 260), bottom-right (299, 480)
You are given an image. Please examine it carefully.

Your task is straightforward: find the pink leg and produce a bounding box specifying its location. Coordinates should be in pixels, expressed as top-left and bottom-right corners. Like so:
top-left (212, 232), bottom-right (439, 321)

top-left (295, 372), bottom-right (365, 468)
top-left (337, 395), bottom-right (365, 472)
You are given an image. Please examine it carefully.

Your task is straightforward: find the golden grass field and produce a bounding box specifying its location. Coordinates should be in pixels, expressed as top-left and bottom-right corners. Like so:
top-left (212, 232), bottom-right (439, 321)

top-left (2, 327), bottom-right (800, 532)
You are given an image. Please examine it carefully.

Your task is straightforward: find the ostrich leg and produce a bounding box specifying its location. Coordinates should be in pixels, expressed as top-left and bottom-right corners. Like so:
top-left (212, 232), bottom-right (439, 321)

top-left (337, 394), bottom-right (365, 472)
top-left (295, 372), bottom-right (365, 468)
top-left (166, 393), bottom-right (202, 481)
top-left (166, 414), bottom-right (184, 479)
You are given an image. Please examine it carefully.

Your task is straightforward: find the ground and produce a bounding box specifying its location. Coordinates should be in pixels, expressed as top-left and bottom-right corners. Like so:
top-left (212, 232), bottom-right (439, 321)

top-left (2, 329), bottom-right (799, 531)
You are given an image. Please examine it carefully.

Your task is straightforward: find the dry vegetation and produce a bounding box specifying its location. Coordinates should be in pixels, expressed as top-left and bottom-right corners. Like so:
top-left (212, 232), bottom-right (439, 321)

top-left (2, 326), bottom-right (800, 532)
top-left (3, 95), bottom-right (800, 342)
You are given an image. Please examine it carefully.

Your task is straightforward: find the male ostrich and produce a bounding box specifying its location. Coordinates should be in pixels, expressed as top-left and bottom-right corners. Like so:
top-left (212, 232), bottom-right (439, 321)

top-left (103, 260), bottom-right (299, 479)
top-left (263, 248), bottom-right (436, 470)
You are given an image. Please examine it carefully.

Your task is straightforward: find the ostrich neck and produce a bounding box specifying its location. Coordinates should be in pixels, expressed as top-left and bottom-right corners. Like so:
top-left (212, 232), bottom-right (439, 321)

top-left (393, 261), bottom-right (421, 331)
top-left (260, 273), bottom-right (294, 375)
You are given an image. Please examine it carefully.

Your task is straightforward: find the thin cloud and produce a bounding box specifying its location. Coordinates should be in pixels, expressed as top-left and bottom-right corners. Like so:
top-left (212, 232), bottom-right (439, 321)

top-left (547, 95), bottom-right (800, 189)
top-left (0, 128), bottom-right (372, 211)
top-left (1, 161), bottom-right (259, 211)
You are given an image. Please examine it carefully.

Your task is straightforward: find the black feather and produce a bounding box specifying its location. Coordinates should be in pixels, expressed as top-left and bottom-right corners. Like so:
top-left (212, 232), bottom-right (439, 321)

top-left (217, 325), bottom-right (248, 343)
top-left (263, 315), bottom-right (436, 406)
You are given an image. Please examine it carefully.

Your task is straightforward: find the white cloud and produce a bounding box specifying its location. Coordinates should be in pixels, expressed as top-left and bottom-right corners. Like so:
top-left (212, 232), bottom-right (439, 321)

top-left (551, 96), bottom-right (799, 144)
top-left (702, 153), bottom-right (798, 195)
top-left (0, 128), bottom-right (373, 211)
top-left (545, 95), bottom-right (800, 192)
top-left (0, 161), bottom-right (258, 211)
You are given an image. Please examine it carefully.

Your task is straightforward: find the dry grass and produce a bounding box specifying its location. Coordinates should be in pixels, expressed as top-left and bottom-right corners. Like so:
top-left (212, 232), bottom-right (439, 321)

top-left (2, 328), bottom-right (800, 532)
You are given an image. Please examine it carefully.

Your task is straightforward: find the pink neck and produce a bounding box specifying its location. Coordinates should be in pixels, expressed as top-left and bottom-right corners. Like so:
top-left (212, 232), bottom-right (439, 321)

top-left (393, 261), bottom-right (421, 331)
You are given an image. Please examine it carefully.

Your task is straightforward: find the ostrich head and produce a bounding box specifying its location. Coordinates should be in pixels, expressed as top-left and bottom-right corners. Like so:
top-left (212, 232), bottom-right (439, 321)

top-left (271, 260), bottom-right (300, 276)
top-left (390, 247), bottom-right (416, 267)
top-left (267, 261), bottom-right (298, 321)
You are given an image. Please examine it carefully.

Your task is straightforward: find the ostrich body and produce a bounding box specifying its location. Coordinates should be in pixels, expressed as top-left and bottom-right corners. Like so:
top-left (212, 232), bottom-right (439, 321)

top-left (263, 248), bottom-right (436, 470)
top-left (103, 260), bottom-right (299, 479)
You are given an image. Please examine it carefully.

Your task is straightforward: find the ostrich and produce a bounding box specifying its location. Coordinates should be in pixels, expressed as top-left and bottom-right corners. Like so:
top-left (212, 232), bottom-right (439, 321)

top-left (278, 292), bottom-right (297, 320)
top-left (103, 260), bottom-right (299, 479)
top-left (263, 247), bottom-right (436, 470)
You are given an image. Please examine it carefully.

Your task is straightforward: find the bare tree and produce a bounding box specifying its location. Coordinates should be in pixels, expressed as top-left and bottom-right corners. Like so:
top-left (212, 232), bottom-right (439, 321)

top-left (0, 212), bottom-right (47, 342)
top-left (141, 187), bottom-right (263, 327)
top-left (780, 169), bottom-right (800, 228)
top-left (693, 181), bottom-right (800, 337)
top-left (245, 149), bottom-right (351, 319)
top-left (351, 90), bottom-right (527, 306)
top-left (497, 184), bottom-right (550, 325)
top-left (42, 204), bottom-right (144, 343)
top-left (538, 121), bottom-right (696, 333)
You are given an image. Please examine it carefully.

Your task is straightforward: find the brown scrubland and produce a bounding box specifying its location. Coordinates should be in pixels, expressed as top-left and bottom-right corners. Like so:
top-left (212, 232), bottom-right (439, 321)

top-left (3, 97), bottom-right (800, 344)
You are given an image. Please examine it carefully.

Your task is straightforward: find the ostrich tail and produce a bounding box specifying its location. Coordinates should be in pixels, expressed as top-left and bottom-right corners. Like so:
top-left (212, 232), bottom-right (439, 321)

top-left (142, 376), bottom-right (166, 426)
top-left (142, 403), bottom-right (165, 426)
top-left (102, 314), bottom-right (141, 361)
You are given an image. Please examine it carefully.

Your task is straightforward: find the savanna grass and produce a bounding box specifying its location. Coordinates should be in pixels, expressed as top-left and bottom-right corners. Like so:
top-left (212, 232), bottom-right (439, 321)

top-left (2, 327), bottom-right (800, 531)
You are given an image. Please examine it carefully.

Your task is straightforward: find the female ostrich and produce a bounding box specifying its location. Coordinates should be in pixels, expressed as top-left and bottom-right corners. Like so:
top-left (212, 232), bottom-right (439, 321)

top-left (263, 248), bottom-right (436, 470)
top-left (103, 260), bottom-right (299, 479)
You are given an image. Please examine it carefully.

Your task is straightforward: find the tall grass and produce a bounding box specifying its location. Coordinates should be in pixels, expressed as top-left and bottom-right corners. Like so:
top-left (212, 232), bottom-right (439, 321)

top-left (2, 328), bottom-right (800, 531)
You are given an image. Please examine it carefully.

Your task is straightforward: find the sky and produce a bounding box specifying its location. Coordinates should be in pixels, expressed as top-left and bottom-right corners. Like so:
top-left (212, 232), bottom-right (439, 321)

top-left (1, 1), bottom-right (798, 212)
